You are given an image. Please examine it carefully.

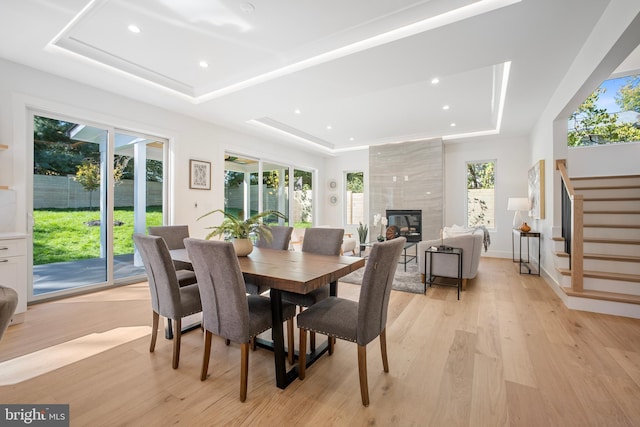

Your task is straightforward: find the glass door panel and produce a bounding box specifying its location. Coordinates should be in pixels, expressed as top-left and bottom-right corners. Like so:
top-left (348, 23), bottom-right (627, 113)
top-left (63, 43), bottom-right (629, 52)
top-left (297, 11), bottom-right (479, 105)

top-left (224, 154), bottom-right (258, 219)
top-left (293, 169), bottom-right (313, 228)
top-left (262, 162), bottom-right (289, 225)
top-left (32, 115), bottom-right (108, 295)
top-left (113, 132), bottom-right (165, 280)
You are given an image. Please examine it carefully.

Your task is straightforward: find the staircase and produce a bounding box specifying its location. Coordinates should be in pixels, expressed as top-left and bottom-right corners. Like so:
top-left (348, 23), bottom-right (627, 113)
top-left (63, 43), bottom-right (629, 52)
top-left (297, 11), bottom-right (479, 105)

top-left (553, 174), bottom-right (640, 316)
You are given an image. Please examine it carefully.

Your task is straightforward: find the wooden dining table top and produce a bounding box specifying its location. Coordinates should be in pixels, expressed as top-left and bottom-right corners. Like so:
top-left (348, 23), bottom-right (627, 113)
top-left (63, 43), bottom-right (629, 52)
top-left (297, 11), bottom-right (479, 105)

top-left (170, 246), bottom-right (365, 294)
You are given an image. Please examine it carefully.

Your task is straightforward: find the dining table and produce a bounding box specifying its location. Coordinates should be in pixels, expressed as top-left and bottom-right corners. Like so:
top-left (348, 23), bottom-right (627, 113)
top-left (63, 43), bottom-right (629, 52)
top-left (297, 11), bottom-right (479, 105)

top-left (170, 246), bottom-right (365, 389)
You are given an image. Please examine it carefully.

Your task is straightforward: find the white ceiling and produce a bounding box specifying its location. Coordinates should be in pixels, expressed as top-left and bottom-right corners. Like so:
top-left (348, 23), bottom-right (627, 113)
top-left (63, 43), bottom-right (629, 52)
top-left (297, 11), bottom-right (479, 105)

top-left (0, 0), bottom-right (637, 155)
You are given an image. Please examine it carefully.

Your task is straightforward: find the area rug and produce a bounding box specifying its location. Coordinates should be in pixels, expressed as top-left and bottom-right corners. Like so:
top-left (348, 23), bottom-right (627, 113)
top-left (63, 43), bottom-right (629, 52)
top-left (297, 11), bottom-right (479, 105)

top-left (340, 258), bottom-right (425, 294)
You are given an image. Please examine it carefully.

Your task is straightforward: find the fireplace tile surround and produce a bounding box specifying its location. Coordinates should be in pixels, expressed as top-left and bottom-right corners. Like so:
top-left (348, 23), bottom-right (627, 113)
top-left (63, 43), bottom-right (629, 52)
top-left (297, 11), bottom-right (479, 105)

top-left (370, 139), bottom-right (443, 242)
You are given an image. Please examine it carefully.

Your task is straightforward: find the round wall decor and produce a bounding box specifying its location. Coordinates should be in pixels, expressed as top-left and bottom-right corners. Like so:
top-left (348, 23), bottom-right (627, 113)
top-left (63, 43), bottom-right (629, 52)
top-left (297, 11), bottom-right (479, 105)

top-left (329, 195), bottom-right (338, 205)
top-left (328, 179), bottom-right (338, 191)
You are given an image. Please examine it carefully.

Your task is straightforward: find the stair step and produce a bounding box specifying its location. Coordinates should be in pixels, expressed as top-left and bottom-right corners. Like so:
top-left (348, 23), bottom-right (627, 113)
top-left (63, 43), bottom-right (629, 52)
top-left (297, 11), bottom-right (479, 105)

top-left (584, 210), bottom-right (640, 215)
top-left (574, 185), bottom-right (640, 190)
top-left (554, 252), bottom-right (640, 262)
top-left (557, 268), bottom-right (640, 283)
top-left (584, 197), bottom-right (640, 202)
top-left (561, 287), bottom-right (640, 305)
top-left (584, 227), bottom-right (640, 239)
top-left (552, 236), bottom-right (640, 244)
top-left (584, 237), bottom-right (640, 245)
top-left (577, 189), bottom-right (640, 198)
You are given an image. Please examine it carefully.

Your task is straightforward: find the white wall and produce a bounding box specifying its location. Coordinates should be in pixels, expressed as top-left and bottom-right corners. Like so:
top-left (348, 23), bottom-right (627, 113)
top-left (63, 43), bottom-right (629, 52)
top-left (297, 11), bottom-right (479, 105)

top-left (0, 58), bottom-right (324, 240)
top-left (444, 135), bottom-right (530, 259)
top-left (568, 142), bottom-right (640, 177)
top-left (322, 149), bottom-right (369, 236)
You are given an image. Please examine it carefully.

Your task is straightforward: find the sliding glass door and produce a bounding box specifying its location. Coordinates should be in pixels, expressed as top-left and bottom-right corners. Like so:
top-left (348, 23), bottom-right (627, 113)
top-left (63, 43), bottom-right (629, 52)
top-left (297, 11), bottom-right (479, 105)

top-left (31, 114), bottom-right (166, 299)
top-left (224, 154), bottom-right (314, 228)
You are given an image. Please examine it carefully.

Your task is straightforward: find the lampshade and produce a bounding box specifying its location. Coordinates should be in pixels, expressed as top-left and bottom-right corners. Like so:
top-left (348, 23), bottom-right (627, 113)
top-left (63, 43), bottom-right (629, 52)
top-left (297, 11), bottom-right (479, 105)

top-left (507, 197), bottom-right (530, 211)
top-left (507, 197), bottom-right (530, 229)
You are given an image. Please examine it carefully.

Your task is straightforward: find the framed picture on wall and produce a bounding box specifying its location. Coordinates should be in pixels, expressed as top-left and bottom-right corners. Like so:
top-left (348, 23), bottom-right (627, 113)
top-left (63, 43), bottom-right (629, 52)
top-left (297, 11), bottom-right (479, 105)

top-left (528, 159), bottom-right (545, 219)
top-left (189, 159), bottom-right (211, 190)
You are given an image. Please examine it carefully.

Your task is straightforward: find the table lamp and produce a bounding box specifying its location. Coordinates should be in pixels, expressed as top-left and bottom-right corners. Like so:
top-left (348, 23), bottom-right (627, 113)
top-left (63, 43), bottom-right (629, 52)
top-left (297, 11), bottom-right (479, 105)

top-left (507, 197), bottom-right (530, 229)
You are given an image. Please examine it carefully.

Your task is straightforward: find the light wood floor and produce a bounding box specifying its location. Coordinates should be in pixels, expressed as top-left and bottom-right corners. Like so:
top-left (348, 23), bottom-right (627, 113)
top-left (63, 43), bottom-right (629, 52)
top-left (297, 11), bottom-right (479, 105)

top-left (1, 258), bottom-right (640, 426)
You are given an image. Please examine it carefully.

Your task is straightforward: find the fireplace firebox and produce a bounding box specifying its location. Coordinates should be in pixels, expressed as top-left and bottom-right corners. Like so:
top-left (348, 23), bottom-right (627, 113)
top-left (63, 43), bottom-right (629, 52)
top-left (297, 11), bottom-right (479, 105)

top-left (386, 210), bottom-right (422, 242)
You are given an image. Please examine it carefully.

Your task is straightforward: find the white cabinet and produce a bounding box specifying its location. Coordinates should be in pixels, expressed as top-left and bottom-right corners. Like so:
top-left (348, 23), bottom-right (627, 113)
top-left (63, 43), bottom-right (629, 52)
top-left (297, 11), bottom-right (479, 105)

top-left (0, 233), bottom-right (27, 325)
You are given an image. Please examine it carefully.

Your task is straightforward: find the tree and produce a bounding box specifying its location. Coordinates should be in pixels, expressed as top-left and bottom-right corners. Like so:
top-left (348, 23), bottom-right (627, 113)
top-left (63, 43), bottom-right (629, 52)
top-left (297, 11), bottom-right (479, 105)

top-left (347, 172), bottom-right (364, 193)
top-left (74, 157), bottom-right (131, 209)
top-left (74, 161), bottom-right (100, 209)
top-left (34, 116), bottom-right (99, 176)
top-left (568, 83), bottom-right (640, 146)
top-left (615, 76), bottom-right (640, 113)
top-left (467, 162), bottom-right (494, 190)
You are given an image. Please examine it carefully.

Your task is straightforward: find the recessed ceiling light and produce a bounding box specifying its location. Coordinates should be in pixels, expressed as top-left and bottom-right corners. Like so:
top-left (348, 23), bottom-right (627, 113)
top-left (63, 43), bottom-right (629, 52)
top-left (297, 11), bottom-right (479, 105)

top-left (450, 123), bottom-right (456, 127)
top-left (431, 77), bottom-right (440, 84)
top-left (326, 125), bottom-right (332, 130)
top-left (128, 25), bottom-right (141, 34)
top-left (199, 61), bottom-right (209, 68)
top-left (294, 109), bottom-right (301, 115)
top-left (442, 105), bottom-right (450, 110)
top-left (349, 137), bottom-right (355, 141)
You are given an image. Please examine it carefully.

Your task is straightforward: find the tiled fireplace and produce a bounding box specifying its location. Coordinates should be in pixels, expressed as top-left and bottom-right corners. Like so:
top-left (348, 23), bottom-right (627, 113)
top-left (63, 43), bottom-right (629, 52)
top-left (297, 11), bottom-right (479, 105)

top-left (386, 209), bottom-right (422, 242)
top-left (370, 139), bottom-right (443, 241)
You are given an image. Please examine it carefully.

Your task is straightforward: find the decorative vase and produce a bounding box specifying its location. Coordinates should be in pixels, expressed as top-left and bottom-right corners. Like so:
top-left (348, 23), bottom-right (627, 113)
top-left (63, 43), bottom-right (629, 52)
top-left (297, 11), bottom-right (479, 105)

top-left (520, 222), bottom-right (531, 232)
top-left (232, 238), bottom-right (254, 256)
top-left (377, 235), bottom-right (384, 242)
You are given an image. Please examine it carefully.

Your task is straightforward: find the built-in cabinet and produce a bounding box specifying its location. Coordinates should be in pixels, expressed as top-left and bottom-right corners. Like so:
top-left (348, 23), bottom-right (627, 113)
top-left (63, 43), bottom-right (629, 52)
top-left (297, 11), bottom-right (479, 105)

top-left (0, 233), bottom-right (27, 325)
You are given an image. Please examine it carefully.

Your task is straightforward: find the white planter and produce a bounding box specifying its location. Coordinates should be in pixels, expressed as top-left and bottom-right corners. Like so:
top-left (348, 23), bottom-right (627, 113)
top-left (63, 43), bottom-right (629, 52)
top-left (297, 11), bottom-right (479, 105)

top-left (232, 238), bottom-right (253, 256)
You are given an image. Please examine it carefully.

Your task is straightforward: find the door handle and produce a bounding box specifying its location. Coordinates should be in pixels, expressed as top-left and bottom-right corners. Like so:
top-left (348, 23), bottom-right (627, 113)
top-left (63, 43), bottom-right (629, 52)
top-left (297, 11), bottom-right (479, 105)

top-left (0, 247), bottom-right (8, 250)
top-left (0, 259), bottom-right (8, 263)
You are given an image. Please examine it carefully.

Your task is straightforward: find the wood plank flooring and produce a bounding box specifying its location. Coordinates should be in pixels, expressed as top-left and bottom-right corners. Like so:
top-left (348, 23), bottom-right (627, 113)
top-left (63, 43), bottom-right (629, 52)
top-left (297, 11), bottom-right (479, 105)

top-left (1, 258), bottom-right (640, 426)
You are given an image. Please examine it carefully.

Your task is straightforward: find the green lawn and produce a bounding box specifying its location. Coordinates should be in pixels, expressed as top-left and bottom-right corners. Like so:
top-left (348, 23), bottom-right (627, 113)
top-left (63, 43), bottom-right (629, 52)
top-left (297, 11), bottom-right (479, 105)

top-left (33, 207), bottom-right (311, 265)
top-left (33, 207), bottom-right (162, 265)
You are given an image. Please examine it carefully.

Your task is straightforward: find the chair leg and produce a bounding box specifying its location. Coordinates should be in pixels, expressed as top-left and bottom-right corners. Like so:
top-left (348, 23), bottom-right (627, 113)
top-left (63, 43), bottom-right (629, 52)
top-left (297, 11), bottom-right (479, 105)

top-left (201, 330), bottom-right (212, 381)
top-left (150, 311), bottom-right (159, 353)
top-left (172, 318), bottom-right (182, 369)
top-left (287, 318), bottom-right (295, 365)
top-left (240, 342), bottom-right (249, 402)
top-left (380, 328), bottom-right (389, 373)
top-left (298, 328), bottom-right (307, 380)
top-left (357, 345), bottom-right (370, 407)
top-left (310, 331), bottom-right (316, 352)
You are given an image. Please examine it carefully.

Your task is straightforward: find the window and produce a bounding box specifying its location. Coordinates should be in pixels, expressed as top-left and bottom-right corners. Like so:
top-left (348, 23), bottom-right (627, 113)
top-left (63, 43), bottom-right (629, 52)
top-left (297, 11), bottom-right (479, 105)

top-left (466, 160), bottom-right (495, 229)
top-left (224, 154), bottom-right (314, 228)
top-left (345, 171), bottom-right (364, 225)
top-left (568, 73), bottom-right (640, 146)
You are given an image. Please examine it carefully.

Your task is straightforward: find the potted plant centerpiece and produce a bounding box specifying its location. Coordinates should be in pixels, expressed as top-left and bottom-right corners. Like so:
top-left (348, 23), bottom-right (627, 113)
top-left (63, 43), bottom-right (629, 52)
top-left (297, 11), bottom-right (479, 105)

top-left (198, 209), bottom-right (287, 256)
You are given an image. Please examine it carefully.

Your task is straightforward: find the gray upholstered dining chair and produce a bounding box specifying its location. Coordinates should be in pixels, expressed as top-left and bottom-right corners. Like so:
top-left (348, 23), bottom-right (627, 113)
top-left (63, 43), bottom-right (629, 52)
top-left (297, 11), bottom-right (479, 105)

top-left (184, 238), bottom-right (297, 402)
top-left (281, 227), bottom-right (344, 350)
top-left (133, 234), bottom-right (202, 369)
top-left (254, 225), bottom-right (293, 250)
top-left (148, 225), bottom-right (193, 272)
top-left (245, 225), bottom-right (293, 295)
top-left (0, 285), bottom-right (18, 342)
top-left (297, 237), bottom-right (406, 406)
